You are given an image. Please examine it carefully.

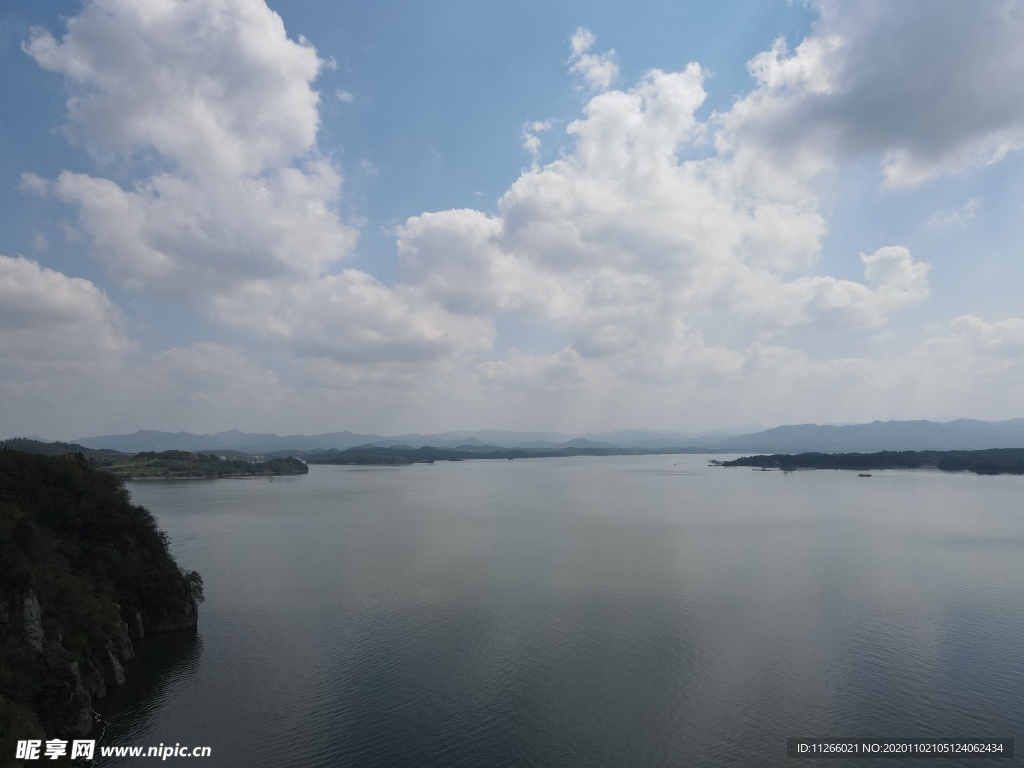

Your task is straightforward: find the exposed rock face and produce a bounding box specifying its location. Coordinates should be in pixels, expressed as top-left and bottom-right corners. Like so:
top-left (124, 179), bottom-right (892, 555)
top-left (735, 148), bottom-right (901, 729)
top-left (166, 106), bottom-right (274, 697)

top-left (82, 658), bottom-right (107, 700)
top-left (21, 591), bottom-right (45, 653)
top-left (144, 597), bottom-right (198, 634)
top-left (41, 645), bottom-right (92, 738)
top-left (0, 588), bottom-right (167, 738)
top-left (113, 620), bottom-right (136, 661)
top-left (0, 593), bottom-right (13, 643)
top-left (128, 610), bottom-right (145, 640)
top-left (101, 641), bottom-right (126, 687)
top-left (0, 590), bottom-right (93, 737)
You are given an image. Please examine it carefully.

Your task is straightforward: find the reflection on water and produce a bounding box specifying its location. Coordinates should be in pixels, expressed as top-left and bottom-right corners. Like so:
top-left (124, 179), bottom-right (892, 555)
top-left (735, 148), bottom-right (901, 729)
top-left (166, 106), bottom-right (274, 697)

top-left (94, 629), bottom-right (201, 746)
top-left (94, 458), bottom-right (1024, 767)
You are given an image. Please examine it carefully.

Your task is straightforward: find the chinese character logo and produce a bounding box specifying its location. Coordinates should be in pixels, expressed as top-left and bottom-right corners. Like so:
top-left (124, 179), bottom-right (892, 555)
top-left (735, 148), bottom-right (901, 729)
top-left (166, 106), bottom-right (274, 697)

top-left (71, 740), bottom-right (96, 759)
top-left (16, 740), bottom-right (41, 760)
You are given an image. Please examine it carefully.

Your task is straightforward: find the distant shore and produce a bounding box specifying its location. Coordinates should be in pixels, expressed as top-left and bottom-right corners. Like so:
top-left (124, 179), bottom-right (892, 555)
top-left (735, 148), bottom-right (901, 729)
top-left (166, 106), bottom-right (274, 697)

top-left (715, 449), bottom-right (1024, 475)
top-left (104, 452), bottom-right (309, 480)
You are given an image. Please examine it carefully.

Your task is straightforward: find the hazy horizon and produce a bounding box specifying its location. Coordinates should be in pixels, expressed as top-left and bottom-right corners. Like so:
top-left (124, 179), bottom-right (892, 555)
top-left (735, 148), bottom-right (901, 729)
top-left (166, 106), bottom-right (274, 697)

top-left (3, 1), bottom-right (1024, 437)
top-left (11, 414), bottom-right (1024, 452)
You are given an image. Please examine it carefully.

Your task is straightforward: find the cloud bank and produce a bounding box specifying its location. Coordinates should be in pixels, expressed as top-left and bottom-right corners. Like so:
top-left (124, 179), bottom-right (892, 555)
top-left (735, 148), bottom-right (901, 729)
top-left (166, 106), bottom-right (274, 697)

top-left (6, 1), bottom-right (1024, 436)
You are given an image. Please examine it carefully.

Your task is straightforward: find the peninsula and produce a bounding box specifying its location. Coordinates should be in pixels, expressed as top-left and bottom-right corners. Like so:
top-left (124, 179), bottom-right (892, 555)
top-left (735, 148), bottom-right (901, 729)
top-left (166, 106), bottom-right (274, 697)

top-left (103, 450), bottom-right (308, 479)
top-left (1, 439), bottom-right (308, 480)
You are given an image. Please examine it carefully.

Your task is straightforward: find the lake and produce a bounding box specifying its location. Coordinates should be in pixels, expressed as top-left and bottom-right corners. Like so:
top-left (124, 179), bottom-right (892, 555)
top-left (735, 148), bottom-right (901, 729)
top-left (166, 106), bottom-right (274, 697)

top-left (95, 455), bottom-right (1024, 766)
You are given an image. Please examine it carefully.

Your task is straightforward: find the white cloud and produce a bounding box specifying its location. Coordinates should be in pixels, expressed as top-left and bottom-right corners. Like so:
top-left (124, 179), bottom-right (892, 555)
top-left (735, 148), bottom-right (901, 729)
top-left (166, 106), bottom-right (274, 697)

top-left (477, 348), bottom-right (587, 393)
top-left (0, 252), bottom-right (1019, 436)
top-left (24, 0), bottom-right (323, 179)
top-left (25, 0), bottom-right (483, 368)
top-left (210, 270), bottom-right (494, 363)
top-left (19, 172), bottom-right (49, 196)
top-left (731, 246), bottom-right (930, 332)
top-left (398, 209), bottom-right (572, 318)
top-left (25, 0), bottom-right (355, 300)
top-left (521, 120), bottom-right (553, 164)
top-left (134, 342), bottom-right (290, 421)
top-left (51, 163), bottom-right (355, 297)
top-left (457, 314), bottom-right (1024, 430)
top-left (919, 315), bottom-right (1024, 364)
top-left (719, 0), bottom-right (1024, 187)
top-left (0, 254), bottom-right (129, 377)
top-left (568, 27), bottom-right (619, 92)
top-left (929, 198), bottom-right (981, 229)
top-left (335, 89), bottom-right (354, 104)
top-left (398, 65), bottom-right (929, 361)
top-left (15, 4), bottom-right (1024, 434)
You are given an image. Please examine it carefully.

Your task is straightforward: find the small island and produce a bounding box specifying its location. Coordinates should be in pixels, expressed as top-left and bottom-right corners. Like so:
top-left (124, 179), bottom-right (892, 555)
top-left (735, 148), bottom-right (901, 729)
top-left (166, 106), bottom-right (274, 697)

top-left (714, 448), bottom-right (1024, 475)
top-left (0, 449), bottom-right (203, 749)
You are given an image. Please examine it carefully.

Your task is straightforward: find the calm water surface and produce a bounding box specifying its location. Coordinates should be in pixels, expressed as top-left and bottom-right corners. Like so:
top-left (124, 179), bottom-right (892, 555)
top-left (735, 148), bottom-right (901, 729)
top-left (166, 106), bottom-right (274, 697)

top-left (95, 455), bottom-right (1024, 766)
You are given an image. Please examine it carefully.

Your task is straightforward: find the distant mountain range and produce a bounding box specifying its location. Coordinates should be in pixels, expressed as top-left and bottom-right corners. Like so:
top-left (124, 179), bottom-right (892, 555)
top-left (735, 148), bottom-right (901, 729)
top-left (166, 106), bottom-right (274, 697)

top-left (711, 418), bottom-right (1024, 453)
top-left (67, 418), bottom-right (1024, 454)
top-left (69, 428), bottom-right (712, 454)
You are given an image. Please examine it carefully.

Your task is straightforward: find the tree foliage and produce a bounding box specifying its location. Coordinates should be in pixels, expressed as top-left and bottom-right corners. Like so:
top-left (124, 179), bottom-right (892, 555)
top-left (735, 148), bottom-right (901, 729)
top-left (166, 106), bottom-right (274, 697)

top-left (0, 449), bottom-right (201, 744)
top-left (103, 450), bottom-right (308, 479)
top-left (721, 448), bottom-right (1024, 473)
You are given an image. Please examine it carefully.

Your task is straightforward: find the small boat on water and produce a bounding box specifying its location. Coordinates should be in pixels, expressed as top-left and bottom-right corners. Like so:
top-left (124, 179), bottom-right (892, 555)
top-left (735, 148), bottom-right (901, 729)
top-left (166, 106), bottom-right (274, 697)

top-left (858, 473), bottom-right (872, 477)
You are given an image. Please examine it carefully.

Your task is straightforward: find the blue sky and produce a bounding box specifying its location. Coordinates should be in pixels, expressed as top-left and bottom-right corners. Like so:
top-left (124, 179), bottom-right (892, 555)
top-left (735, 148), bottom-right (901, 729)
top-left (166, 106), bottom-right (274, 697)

top-left (2, 0), bottom-right (1024, 439)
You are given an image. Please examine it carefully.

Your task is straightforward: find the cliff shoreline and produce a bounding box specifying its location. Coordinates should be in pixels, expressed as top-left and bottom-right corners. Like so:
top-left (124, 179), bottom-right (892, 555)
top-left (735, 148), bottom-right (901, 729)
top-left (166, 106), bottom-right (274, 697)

top-left (0, 587), bottom-right (198, 738)
top-left (0, 450), bottom-right (202, 750)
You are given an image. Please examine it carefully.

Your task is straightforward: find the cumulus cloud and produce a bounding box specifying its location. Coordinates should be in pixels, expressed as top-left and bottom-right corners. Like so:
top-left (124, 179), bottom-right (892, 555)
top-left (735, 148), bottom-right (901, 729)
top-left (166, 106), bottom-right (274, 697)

top-left (0, 254), bottom-right (129, 377)
top-left (24, 0), bottom-right (478, 367)
top-left (399, 57), bottom-right (929, 362)
top-left (568, 27), bottom-right (619, 92)
top-left (49, 163), bottom-right (355, 297)
top-left (210, 270), bottom-right (494, 363)
top-left (24, 0), bottom-right (351, 294)
top-left (719, 0), bottom-right (1024, 187)
top-left (24, 0), bottom-right (323, 178)
top-left (730, 246), bottom-right (930, 332)
top-left (16, 3), bottom-right (1024, 433)
top-left (398, 209), bottom-right (571, 318)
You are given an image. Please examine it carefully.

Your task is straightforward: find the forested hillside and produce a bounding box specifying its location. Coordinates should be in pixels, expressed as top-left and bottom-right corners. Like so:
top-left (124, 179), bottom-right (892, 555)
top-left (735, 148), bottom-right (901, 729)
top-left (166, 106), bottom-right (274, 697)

top-left (0, 450), bottom-right (202, 756)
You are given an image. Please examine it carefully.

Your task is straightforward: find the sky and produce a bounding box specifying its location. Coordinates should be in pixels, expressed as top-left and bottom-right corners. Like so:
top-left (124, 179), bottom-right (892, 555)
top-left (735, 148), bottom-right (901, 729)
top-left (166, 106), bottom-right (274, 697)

top-left (2, 0), bottom-right (1024, 440)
